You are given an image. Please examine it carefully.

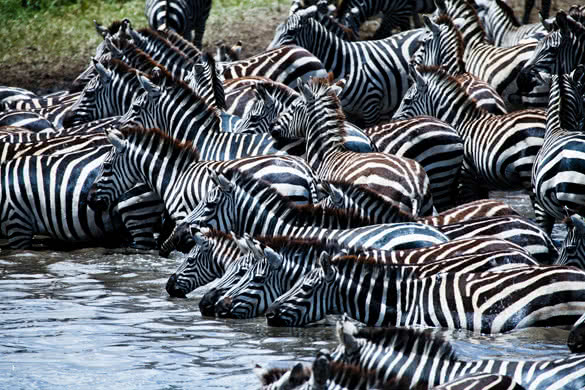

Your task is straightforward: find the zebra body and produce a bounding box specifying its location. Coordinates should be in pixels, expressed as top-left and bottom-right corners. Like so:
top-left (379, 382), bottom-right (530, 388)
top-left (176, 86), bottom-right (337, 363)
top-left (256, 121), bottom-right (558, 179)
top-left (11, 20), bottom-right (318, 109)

top-left (436, 0), bottom-right (549, 109)
top-left (532, 67), bottom-right (585, 234)
top-left (332, 324), bottom-right (584, 389)
top-left (361, 116), bottom-right (463, 210)
top-left (161, 170), bottom-right (450, 256)
top-left (0, 86), bottom-right (37, 111)
top-left (267, 13), bottom-right (424, 126)
top-left (413, 15), bottom-right (508, 115)
top-left (266, 254), bottom-right (585, 331)
top-left (145, 0), bottom-right (212, 48)
top-left (273, 78), bottom-right (434, 217)
top-left (437, 215), bottom-right (557, 264)
top-left (393, 65), bottom-right (546, 202)
top-left (475, 0), bottom-right (547, 47)
top-left (0, 148), bottom-right (127, 248)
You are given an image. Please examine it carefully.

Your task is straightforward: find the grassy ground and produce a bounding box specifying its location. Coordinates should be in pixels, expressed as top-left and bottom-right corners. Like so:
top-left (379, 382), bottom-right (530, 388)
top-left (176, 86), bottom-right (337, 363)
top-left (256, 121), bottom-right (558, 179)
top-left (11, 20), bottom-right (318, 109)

top-left (0, 0), bottom-right (289, 93)
top-left (0, 0), bottom-right (575, 93)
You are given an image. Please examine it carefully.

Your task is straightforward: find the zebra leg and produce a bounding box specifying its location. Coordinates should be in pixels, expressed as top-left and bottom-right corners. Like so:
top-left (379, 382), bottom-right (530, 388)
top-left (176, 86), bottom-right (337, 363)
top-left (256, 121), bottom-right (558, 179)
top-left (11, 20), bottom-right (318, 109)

top-left (116, 188), bottom-right (164, 250)
top-left (4, 208), bottom-right (34, 249)
top-left (531, 196), bottom-right (555, 236)
top-left (457, 161), bottom-right (488, 204)
top-left (539, 0), bottom-right (551, 20)
top-left (523, 0), bottom-right (535, 24)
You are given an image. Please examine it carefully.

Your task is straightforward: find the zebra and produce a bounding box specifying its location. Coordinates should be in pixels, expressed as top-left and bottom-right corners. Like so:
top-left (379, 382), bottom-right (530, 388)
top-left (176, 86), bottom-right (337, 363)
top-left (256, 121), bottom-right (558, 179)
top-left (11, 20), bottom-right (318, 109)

top-left (0, 111), bottom-right (56, 133)
top-left (331, 321), bottom-right (584, 390)
top-left (266, 252), bottom-right (585, 332)
top-left (519, 12), bottom-right (585, 93)
top-left (0, 148), bottom-right (130, 249)
top-left (570, 312), bottom-right (585, 353)
top-left (272, 76), bottom-right (435, 217)
top-left (87, 126), bottom-right (320, 231)
top-left (267, 12), bottom-right (424, 127)
top-left (145, 0), bottom-right (212, 48)
top-left (393, 65), bottom-right (546, 207)
top-left (0, 86), bottom-right (37, 111)
top-left (264, 351), bottom-right (528, 390)
top-left (318, 182), bottom-right (519, 225)
top-left (412, 15), bottom-right (508, 115)
top-left (474, 0), bottom-right (547, 47)
top-left (165, 229), bottom-right (243, 298)
top-left (434, 0), bottom-right (549, 109)
top-left (532, 66), bottom-right (585, 234)
top-left (213, 235), bottom-right (537, 319)
top-left (160, 169), bottom-right (451, 256)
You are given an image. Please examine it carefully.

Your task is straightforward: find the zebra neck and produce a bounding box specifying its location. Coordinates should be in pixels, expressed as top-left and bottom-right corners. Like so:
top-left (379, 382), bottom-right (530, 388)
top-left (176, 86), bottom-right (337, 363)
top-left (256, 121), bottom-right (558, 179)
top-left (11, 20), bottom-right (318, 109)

top-left (430, 88), bottom-right (488, 130)
top-left (304, 105), bottom-right (346, 174)
top-left (443, 0), bottom-right (486, 48)
top-left (302, 19), bottom-right (349, 79)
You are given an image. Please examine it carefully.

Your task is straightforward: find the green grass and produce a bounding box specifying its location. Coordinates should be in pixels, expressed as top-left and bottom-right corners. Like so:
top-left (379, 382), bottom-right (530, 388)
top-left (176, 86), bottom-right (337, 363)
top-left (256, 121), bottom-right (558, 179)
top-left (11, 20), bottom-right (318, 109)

top-left (0, 0), bottom-right (287, 69)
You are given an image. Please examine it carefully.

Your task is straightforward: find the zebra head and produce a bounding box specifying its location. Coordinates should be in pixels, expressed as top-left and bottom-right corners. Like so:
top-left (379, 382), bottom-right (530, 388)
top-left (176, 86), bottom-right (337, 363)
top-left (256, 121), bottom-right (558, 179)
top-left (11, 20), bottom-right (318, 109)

top-left (63, 60), bottom-right (111, 127)
top-left (119, 75), bottom-right (161, 129)
top-left (166, 230), bottom-right (217, 298)
top-left (215, 243), bottom-right (286, 319)
top-left (199, 252), bottom-right (257, 317)
top-left (557, 214), bottom-right (585, 270)
top-left (87, 128), bottom-right (138, 212)
top-left (265, 252), bottom-right (339, 327)
top-left (235, 86), bottom-right (280, 134)
top-left (267, 13), bottom-right (308, 50)
top-left (392, 65), bottom-right (429, 120)
top-left (518, 12), bottom-right (575, 91)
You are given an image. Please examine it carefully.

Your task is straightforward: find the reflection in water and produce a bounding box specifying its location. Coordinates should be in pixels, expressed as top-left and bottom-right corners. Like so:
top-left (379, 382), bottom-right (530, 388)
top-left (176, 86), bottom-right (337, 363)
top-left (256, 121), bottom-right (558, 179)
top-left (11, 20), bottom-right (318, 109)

top-left (0, 192), bottom-right (575, 389)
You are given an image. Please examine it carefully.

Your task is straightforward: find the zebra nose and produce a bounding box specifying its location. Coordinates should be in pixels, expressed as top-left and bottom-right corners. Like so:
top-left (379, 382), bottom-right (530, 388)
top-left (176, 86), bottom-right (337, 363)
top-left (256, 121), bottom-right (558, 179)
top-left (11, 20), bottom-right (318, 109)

top-left (199, 289), bottom-right (221, 317)
top-left (165, 274), bottom-right (186, 298)
top-left (215, 297), bottom-right (233, 317)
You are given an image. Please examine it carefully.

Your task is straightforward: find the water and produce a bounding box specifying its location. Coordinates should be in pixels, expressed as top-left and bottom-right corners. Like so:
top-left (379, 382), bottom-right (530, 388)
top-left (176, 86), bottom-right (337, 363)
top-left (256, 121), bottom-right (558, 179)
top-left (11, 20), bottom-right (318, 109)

top-left (0, 192), bottom-right (575, 390)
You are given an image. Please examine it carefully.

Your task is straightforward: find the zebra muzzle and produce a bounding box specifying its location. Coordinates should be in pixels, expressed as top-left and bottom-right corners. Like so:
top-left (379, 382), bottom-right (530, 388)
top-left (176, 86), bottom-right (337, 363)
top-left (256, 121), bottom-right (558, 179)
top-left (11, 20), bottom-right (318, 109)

top-left (165, 274), bottom-right (187, 298)
top-left (215, 297), bottom-right (233, 318)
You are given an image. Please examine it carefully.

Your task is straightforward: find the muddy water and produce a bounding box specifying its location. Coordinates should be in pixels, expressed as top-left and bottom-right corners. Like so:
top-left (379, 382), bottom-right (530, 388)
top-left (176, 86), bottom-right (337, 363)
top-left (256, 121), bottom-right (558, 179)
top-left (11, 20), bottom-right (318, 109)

top-left (0, 192), bottom-right (575, 389)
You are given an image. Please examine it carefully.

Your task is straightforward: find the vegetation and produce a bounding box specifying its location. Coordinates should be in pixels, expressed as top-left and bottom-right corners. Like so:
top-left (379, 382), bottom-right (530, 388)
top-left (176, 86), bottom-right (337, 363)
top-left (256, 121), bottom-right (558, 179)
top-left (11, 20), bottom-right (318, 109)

top-left (0, 0), bottom-right (287, 91)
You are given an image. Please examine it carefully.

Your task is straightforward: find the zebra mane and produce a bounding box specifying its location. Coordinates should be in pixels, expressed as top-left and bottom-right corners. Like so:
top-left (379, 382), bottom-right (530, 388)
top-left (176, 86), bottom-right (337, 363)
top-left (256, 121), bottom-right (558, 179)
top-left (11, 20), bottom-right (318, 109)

top-left (233, 170), bottom-right (375, 227)
top-left (102, 58), bottom-right (153, 83)
top-left (163, 28), bottom-right (202, 57)
top-left (416, 65), bottom-right (487, 113)
top-left (356, 327), bottom-right (459, 362)
top-left (306, 76), bottom-right (349, 146)
top-left (325, 180), bottom-right (415, 222)
top-left (110, 37), bottom-right (162, 75)
top-left (433, 14), bottom-right (467, 71)
top-left (136, 28), bottom-right (195, 64)
top-left (494, 0), bottom-right (521, 27)
top-left (331, 254), bottom-right (415, 268)
top-left (254, 235), bottom-right (338, 255)
top-left (104, 20), bottom-right (127, 35)
top-left (119, 125), bottom-right (200, 161)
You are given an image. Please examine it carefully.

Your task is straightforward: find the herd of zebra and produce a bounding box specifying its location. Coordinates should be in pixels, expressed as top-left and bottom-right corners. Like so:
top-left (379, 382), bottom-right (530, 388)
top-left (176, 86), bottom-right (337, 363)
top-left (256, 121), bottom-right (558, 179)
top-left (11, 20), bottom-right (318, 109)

top-left (3, 0), bottom-right (585, 388)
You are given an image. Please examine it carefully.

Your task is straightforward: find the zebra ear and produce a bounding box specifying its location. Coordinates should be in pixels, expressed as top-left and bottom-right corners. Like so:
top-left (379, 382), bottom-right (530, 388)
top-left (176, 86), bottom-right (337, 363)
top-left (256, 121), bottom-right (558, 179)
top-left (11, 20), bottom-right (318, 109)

top-left (299, 79), bottom-right (315, 102)
top-left (540, 13), bottom-right (555, 32)
top-left (264, 247), bottom-right (283, 269)
top-left (423, 16), bottom-right (440, 36)
top-left (138, 74), bottom-right (162, 99)
top-left (93, 59), bottom-right (112, 83)
top-left (105, 128), bottom-right (127, 152)
top-left (289, 363), bottom-right (307, 385)
top-left (571, 215), bottom-right (585, 234)
top-left (556, 11), bottom-right (569, 34)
